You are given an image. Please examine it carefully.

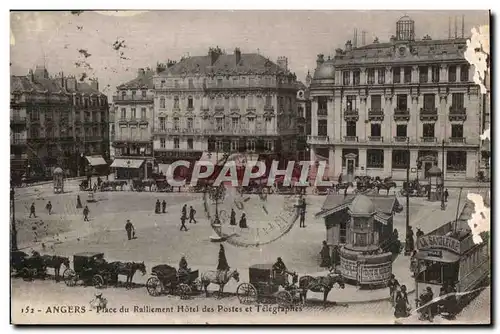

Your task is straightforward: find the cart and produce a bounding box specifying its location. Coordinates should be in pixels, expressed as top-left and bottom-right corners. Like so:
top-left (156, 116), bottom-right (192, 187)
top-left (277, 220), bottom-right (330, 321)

top-left (236, 264), bottom-right (300, 306)
top-left (10, 250), bottom-right (46, 281)
top-left (146, 264), bottom-right (200, 299)
top-left (62, 252), bottom-right (116, 288)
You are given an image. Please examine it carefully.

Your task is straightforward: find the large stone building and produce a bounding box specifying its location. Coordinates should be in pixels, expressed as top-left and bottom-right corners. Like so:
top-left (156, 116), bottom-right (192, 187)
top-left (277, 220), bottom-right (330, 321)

top-left (308, 16), bottom-right (484, 182)
top-left (10, 66), bottom-right (109, 178)
top-left (152, 47), bottom-right (300, 166)
top-left (111, 68), bottom-right (155, 179)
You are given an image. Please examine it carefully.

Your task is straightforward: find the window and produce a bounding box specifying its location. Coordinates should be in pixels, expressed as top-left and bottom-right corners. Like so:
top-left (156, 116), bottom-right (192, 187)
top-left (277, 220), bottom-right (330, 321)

top-left (173, 96), bottom-right (180, 109)
top-left (393, 67), bottom-right (401, 83)
top-left (131, 108), bottom-right (136, 119)
top-left (371, 95), bottom-right (382, 111)
top-left (188, 79), bottom-right (194, 89)
top-left (396, 124), bottom-right (407, 137)
top-left (370, 123), bottom-right (381, 137)
top-left (346, 121), bottom-right (356, 137)
top-left (404, 67), bottom-right (412, 83)
top-left (247, 140), bottom-right (255, 151)
top-left (392, 150), bottom-right (409, 168)
top-left (232, 77), bottom-right (238, 86)
top-left (173, 138), bottom-right (180, 149)
top-left (121, 91), bottom-right (126, 98)
top-left (265, 140), bottom-right (273, 151)
top-left (432, 65), bottom-right (440, 83)
top-left (173, 117), bottom-right (179, 130)
top-left (160, 97), bottom-right (166, 109)
top-left (174, 80), bottom-right (180, 88)
top-left (353, 70), bottom-right (360, 86)
top-left (217, 79), bottom-right (223, 88)
top-left (447, 151), bottom-right (466, 171)
top-left (318, 96), bottom-right (328, 111)
top-left (451, 93), bottom-right (464, 110)
top-left (419, 66), bottom-right (428, 83)
top-left (339, 221), bottom-right (347, 244)
top-left (188, 97), bottom-right (193, 109)
top-left (141, 90), bottom-right (147, 97)
top-left (318, 120), bottom-right (328, 136)
top-left (367, 69), bottom-right (375, 84)
top-left (141, 108), bottom-right (146, 120)
top-left (346, 96), bottom-right (356, 111)
top-left (378, 68), bottom-right (385, 84)
top-left (216, 118), bottom-right (223, 131)
top-left (187, 138), bottom-right (194, 149)
top-left (451, 124), bottom-right (464, 138)
top-left (160, 80), bottom-right (166, 86)
top-left (396, 94), bottom-right (407, 110)
top-left (423, 94), bottom-right (436, 111)
top-left (265, 95), bottom-right (272, 106)
top-left (423, 123), bottom-right (435, 138)
top-left (460, 65), bottom-right (469, 82)
top-left (159, 117), bottom-right (166, 130)
top-left (230, 141), bottom-right (238, 152)
top-left (232, 117), bottom-right (239, 129)
top-left (367, 149), bottom-right (384, 168)
top-left (187, 118), bottom-right (193, 130)
top-left (342, 71), bottom-right (350, 85)
top-left (215, 140), bottom-right (223, 151)
top-left (342, 149), bottom-right (359, 167)
top-left (160, 138), bottom-right (166, 148)
top-left (448, 65), bottom-right (457, 82)
top-left (247, 95), bottom-right (254, 108)
top-left (231, 97), bottom-right (239, 109)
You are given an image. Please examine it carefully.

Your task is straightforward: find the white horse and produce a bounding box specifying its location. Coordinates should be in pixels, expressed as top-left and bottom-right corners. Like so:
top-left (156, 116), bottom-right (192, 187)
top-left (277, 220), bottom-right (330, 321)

top-left (200, 269), bottom-right (240, 298)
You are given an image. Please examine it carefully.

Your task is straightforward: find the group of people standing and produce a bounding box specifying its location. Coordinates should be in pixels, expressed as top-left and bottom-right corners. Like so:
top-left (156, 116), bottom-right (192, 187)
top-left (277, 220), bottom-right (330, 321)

top-left (229, 208), bottom-right (247, 228)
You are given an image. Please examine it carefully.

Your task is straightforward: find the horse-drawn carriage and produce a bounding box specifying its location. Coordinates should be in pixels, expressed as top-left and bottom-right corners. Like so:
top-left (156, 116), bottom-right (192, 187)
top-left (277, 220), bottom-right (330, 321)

top-left (155, 179), bottom-right (174, 192)
top-left (10, 250), bottom-right (46, 281)
top-left (146, 264), bottom-right (200, 299)
top-left (100, 180), bottom-right (128, 191)
top-left (130, 178), bottom-right (156, 192)
top-left (354, 176), bottom-right (377, 193)
top-left (401, 180), bottom-right (429, 197)
top-left (313, 184), bottom-right (333, 195)
top-left (236, 264), bottom-right (300, 306)
top-left (63, 252), bottom-right (117, 288)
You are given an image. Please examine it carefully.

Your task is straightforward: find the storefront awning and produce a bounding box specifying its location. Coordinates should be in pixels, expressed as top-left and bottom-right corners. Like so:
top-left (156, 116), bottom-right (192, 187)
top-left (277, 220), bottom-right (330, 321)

top-left (416, 249), bottom-right (460, 263)
top-left (110, 158), bottom-right (145, 169)
top-left (86, 155), bottom-right (107, 166)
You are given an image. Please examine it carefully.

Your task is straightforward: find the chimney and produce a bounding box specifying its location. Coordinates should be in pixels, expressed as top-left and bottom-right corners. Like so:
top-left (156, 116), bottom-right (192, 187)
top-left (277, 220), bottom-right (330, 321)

top-left (66, 76), bottom-right (77, 91)
top-left (345, 40), bottom-right (353, 52)
top-left (208, 46), bottom-right (222, 66)
top-left (60, 72), bottom-right (65, 89)
top-left (277, 56), bottom-right (288, 71)
top-left (90, 78), bottom-right (99, 92)
top-left (138, 68), bottom-right (145, 77)
top-left (167, 59), bottom-right (176, 68)
top-left (316, 54), bottom-right (324, 66)
top-left (234, 48), bottom-right (241, 65)
top-left (27, 69), bottom-right (34, 82)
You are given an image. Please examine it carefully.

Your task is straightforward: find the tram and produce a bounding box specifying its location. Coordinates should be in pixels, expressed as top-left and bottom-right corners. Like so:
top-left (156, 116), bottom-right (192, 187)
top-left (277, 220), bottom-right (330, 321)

top-left (414, 198), bottom-right (490, 309)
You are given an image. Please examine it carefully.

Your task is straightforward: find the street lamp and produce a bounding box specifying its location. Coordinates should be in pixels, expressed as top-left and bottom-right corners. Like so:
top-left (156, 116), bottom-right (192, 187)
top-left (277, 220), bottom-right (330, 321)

top-left (127, 160), bottom-right (131, 184)
top-left (10, 188), bottom-right (18, 251)
top-left (405, 137), bottom-right (410, 246)
top-left (209, 183), bottom-right (226, 226)
top-left (440, 139), bottom-right (446, 211)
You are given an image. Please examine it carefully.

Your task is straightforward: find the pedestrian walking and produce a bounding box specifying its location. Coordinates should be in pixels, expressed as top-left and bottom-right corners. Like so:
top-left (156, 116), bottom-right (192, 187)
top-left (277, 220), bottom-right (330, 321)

top-left (45, 201), bottom-right (52, 215)
top-left (444, 188), bottom-right (449, 202)
top-left (189, 206), bottom-right (197, 224)
top-left (155, 199), bottom-right (161, 214)
top-left (239, 213), bottom-right (248, 228)
top-left (405, 226), bottom-right (415, 255)
top-left (416, 228), bottom-right (424, 238)
top-left (320, 240), bottom-right (331, 268)
top-left (76, 195), bottom-right (83, 209)
top-left (299, 197), bottom-right (307, 228)
top-left (344, 186), bottom-right (348, 198)
top-left (83, 205), bottom-right (90, 222)
top-left (182, 204), bottom-right (187, 219)
top-left (162, 200), bottom-right (166, 213)
top-left (180, 214), bottom-right (188, 231)
top-left (93, 183), bottom-right (98, 193)
top-left (29, 202), bottom-right (36, 218)
top-left (388, 274), bottom-right (400, 306)
top-left (125, 220), bottom-right (135, 240)
top-left (394, 285), bottom-right (410, 318)
top-left (230, 208), bottom-right (237, 226)
top-left (217, 244), bottom-right (230, 271)
top-left (97, 176), bottom-right (102, 188)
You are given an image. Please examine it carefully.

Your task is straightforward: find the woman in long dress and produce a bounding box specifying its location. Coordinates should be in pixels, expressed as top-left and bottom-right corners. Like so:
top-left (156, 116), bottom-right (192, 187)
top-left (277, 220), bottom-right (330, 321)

top-left (320, 241), bottom-right (331, 268)
top-left (76, 195), bottom-right (83, 209)
top-left (217, 244), bottom-right (230, 271)
top-left (239, 213), bottom-right (248, 228)
top-left (394, 285), bottom-right (410, 318)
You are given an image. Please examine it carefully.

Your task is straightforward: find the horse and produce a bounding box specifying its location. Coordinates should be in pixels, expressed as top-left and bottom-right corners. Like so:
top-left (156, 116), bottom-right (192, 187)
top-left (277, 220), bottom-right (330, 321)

top-left (376, 181), bottom-right (397, 195)
top-left (298, 272), bottom-right (345, 306)
top-left (108, 261), bottom-right (146, 288)
top-left (335, 182), bottom-right (353, 194)
top-left (200, 269), bottom-right (240, 298)
top-left (40, 255), bottom-right (70, 282)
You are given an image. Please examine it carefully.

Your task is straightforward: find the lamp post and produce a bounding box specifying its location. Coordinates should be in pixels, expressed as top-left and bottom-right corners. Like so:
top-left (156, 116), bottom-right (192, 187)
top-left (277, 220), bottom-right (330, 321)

top-left (441, 139), bottom-right (446, 210)
top-left (10, 188), bottom-right (18, 251)
top-left (209, 184), bottom-right (225, 225)
top-left (127, 160), bottom-right (131, 185)
top-left (406, 137), bottom-right (410, 239)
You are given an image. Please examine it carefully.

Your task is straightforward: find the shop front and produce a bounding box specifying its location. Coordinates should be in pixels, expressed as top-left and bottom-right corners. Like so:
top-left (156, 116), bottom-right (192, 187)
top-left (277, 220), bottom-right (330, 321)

top-left (110, 158), bottom-right (145, 180)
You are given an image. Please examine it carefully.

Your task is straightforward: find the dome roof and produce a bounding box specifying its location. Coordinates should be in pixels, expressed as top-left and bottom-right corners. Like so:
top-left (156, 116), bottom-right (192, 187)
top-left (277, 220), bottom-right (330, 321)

top-left (53, 167), bottom-right (63, 174)
top-left (398, 15), bottom-right (413, 22)
top-left (313, 63), bottom-right (335, 80)
top-left (350, 195), bottom-right (376, 216)
top-left (427, 166), bottom-right (442, 176)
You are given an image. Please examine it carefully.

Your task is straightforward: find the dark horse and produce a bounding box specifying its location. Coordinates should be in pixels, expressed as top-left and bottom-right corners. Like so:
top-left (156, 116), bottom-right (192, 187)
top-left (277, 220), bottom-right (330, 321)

top-left (40, 255), bottom-right (70, 282)
top-left (298, 272), bottom-right (345, 306)
top-left (376, 179), bottom-right (397, 195)
top-left (109, 261), bottom-right (147, 288)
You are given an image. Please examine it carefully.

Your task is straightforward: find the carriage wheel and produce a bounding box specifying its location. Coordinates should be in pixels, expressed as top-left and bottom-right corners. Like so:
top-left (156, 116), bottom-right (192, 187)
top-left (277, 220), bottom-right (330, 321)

top-left (92, 274), bottom-right (105, 289)
top-left (21, 268), bottom-right (33, 281)
top-left (146, 277), bottom-right (162, 297)
top-left (276, 290), bottom-right (293, 306)
top-left (237, 283), bottom-right (257, 304)
top-left (191, 278), bottom-right (202, 292)
top-left (63, 269), bottom-right (77, 287)
top-left (177, 283), bottom-right (192, 300)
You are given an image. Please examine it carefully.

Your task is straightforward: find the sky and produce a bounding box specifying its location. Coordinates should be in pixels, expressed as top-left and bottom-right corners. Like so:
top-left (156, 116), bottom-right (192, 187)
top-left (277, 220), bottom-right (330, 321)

top-left (10, 10), bottom-right (489, 99)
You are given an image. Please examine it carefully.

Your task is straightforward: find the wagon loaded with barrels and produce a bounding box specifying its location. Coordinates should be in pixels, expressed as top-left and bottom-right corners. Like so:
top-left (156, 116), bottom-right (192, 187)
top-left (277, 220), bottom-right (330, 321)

top-left (63, 252), bottom-right (117, 288)
top-left (236, 264), bottom-right (300, 306)
top-left (146, 264), bottom-right (200, 299)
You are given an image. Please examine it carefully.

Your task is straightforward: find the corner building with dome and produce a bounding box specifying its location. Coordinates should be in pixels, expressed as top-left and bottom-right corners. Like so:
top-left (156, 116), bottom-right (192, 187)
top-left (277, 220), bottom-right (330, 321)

top-left (308, 16), bottom-right (486, 182)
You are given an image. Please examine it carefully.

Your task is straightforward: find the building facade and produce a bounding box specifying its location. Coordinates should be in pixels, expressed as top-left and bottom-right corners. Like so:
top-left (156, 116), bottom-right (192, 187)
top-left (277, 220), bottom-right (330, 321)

top-left (308, 16), bottom-right (483, 182)
top-left (111, 68), bottom-right (155, 179)
top-left (152, 47), bottom-right (300, 166)
top-left (10, 66), bottom-right (109, 178)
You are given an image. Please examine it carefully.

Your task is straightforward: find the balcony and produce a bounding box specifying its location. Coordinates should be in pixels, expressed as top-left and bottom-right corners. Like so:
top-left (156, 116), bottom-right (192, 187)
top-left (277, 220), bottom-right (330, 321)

top-left (393, 108), bottom-right (410, 121)
top-left (421, 137), bottom-right (437, 143)
top-left (128, 118), bottom-right (139, 125)
top-left (230, 107), bottom-right (240, 112)
top-left (203, 128), bottom-right (274, 136)
top-left (368, 108), bottom-right (384, 121)
top-left (343, 109), bottom-right (359, 121)
top-left (10, 116), bottom-right (27, 126)
top-left (449, 137), bottom-right (466, 144)
top-left (344, 136), bottom-right (358, 142)
top-left (200, 107), bottom-right (210, 112)
top-left (420, 107), bottom-right (438, 122)
top-left (393, 136), bottom-right (408, 143)
top-left (112, 95), bottom-right (154, 103)
top-left (246, 107), bottom-right (256, 113)
top-left (264, 105), bottom-right (274, 112)
top-left (186, 107), bottom-right (195, 112)
top-left (118, 118), bottom-right (128, 125)
top-left (317, 109), bottom-right (328, 117)
top-left (153, 128), bottom-right (201, 136)
top-left (368, 136), bottom-right (383, 142)
top-left (449, 107), bottom-right (467, 121)
top-left (139, 119), bottom-right (149, 126)
top-left (214, 105), bottom-right (225, 112)
top-left (307, 135), bottom-right (330, 145)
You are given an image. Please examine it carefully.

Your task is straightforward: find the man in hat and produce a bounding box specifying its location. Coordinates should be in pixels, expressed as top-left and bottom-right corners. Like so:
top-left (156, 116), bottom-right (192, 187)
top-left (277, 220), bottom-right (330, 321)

top-left (180, 214), bottom-right (188, 232)
top-left (125, 220), bottom-right (135, 240)
top-left (83, 205), bottom-right (90, 222)
top-left (162, 200), bottom-right (167, 214)
top-left (189, 206), bottom-right (197, 224)
top-left (46, 201), bottom-right (52, 215)
top-left (29, 202), bottom-right (36, 218)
